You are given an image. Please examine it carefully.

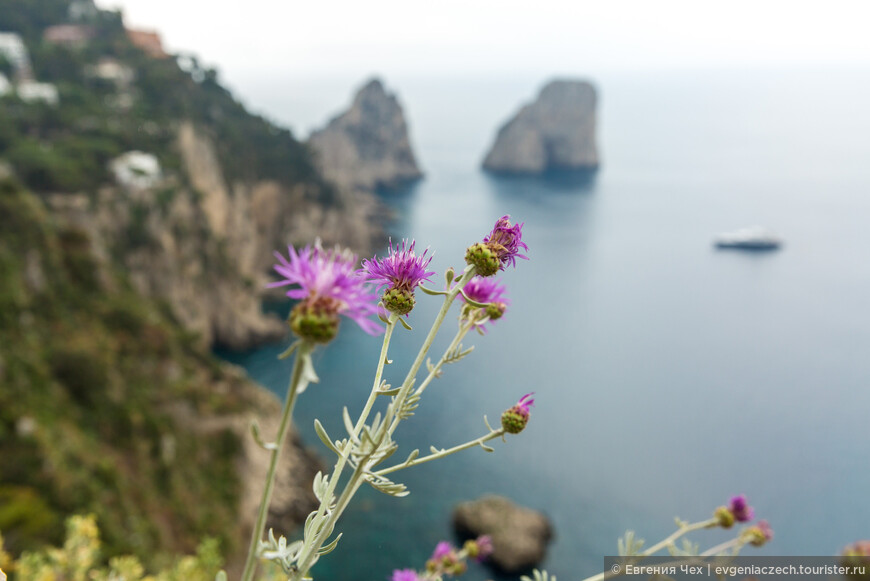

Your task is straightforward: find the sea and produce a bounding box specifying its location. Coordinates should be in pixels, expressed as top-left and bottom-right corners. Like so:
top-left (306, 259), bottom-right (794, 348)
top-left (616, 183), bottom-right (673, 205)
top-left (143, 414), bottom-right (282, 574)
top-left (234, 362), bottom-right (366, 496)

top-left (217, 67), bottom-right (870, 580)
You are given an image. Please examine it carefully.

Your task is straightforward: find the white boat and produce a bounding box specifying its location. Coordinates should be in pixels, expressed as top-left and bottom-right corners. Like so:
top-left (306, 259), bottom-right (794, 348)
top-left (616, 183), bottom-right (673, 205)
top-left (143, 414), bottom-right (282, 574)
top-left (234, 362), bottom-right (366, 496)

top-left (714, 227), bottom-right (782, 250)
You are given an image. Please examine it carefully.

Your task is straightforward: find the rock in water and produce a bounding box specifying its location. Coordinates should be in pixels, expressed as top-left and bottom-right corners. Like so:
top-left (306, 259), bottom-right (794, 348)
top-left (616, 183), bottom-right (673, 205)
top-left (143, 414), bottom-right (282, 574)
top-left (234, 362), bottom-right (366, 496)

top-left (482, 79), bottom-right (599, 173)
top-left (452, 495), bottom-right (554, 573)
top-left (308, 78), bottom-right (423, 192)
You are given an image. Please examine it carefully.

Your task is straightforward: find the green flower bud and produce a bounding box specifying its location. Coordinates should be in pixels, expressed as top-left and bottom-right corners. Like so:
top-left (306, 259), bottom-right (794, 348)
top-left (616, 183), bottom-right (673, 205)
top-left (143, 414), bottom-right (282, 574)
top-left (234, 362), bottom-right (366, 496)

top-left (485, 301), bottom-right (507, 321)
top-left (465, 242), bottom-right (500, 277)
top-left (289, 298), bottom-right (340, 343)
top-left (501, 407), bottom-right (529, 434)
top-left (382, 287), bottom-right (416, 315)
top-left (714, 506), bottom-right (735, 529)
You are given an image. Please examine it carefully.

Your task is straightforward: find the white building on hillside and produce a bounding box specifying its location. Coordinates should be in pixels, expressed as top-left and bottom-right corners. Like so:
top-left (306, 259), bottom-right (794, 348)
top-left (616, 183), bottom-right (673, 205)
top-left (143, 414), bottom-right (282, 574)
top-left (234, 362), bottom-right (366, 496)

top-left (109, 151), bottom-right (163, 190)
top-left (0, 32), bottom-right (30, 77)
top-left (17, 81), bottom-right (59, 105)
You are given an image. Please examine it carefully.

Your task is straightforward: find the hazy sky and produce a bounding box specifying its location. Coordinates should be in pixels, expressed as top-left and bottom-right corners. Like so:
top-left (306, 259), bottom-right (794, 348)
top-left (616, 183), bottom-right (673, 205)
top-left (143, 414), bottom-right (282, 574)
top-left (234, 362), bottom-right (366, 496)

top-left (95, 0), bottom-right (870, 80)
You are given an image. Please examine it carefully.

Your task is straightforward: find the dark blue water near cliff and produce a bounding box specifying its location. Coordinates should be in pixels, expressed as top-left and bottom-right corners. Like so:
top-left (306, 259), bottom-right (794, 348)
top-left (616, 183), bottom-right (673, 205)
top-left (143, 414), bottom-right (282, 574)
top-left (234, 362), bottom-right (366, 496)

top-left (219, 69), bottom-right (870, 580)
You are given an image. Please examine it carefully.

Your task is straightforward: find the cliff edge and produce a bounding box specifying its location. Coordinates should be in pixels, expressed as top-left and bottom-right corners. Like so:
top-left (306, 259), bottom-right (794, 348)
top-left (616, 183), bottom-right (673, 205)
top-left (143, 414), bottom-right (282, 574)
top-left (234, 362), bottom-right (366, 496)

top-left (482, 79), bottom-right (599, 174)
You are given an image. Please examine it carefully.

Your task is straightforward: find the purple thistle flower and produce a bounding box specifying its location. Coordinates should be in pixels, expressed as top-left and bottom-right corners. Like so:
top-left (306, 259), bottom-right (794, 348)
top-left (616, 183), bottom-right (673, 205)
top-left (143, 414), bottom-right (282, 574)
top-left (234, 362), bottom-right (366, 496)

top-left (362, 238), bottom-right (435, 293)
top-left (430, 541), bottom-right (455, 561)
top-left (728, 494), bottom-right (754, 523)
top-left (461, 276), bottom-right (509, 306)
top-left (483, 215), bottom-right (529, 270)
top-left (390, 569), bottom-right (420, 581)
top-left (268, 242), bottom-right (382, 337)
top-left (460, 276), bottom-right (510, 331)
top-left (475, 535), bottom-right (494, 561)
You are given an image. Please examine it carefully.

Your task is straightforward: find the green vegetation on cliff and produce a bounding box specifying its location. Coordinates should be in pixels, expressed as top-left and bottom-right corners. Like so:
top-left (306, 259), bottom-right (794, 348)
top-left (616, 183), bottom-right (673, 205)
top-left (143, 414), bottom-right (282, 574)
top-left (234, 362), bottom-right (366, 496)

top-left (0, 0), bottom-right (332, 199)
top-left (0, 178), bottom-right (252, 567)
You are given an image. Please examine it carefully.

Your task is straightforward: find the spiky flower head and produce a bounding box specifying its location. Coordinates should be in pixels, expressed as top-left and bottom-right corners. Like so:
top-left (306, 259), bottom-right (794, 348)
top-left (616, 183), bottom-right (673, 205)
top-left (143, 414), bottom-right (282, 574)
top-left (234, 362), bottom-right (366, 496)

top-left (728, 494), bottom-right (754, 523)
top-left (390, 569), bottom-right (420, 581)
top-left (501, 393), bottom-right (535, 434)
top-left (460, 276), bottom-right (510, 331)
top-left (466, 215), bottom-right (528, 276)
top-left (742, 519), bottom-right (773, 547)
top-left (362, 239), bottom-right (435, 315)
top-left (464, 535), bottom-right (494, 562)
top-left (268, 242), bottom-right (381, 342)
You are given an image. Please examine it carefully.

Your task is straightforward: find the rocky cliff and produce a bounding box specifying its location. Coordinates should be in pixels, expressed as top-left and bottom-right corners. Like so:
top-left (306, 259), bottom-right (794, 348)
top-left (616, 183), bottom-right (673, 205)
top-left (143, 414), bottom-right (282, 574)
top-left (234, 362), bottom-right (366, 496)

top-left (482, 79), bottom-right (599, 173)
top-left (0, 181), bottom-right (321, 570)
top-left (308, 78), bottom-right (423, 193)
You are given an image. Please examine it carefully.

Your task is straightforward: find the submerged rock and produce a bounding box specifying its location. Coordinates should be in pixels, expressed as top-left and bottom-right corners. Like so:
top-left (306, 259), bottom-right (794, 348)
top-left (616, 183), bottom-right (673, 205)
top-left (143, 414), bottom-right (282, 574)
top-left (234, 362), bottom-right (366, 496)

top-left (452, 494), bottom-right (554, 573)
top-left (483, 79), bottom-right (599, 174)
top-left (308, 78), bottom-right (422, 192)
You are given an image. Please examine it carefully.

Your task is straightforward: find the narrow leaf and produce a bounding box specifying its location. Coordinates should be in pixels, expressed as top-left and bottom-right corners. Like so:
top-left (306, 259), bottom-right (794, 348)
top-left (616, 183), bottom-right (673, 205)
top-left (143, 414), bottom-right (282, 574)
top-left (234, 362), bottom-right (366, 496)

top-left (250, 420), bottom-right (277, 451)
top-left (419, 285), bottom-right (450, 296)
top-left (313, 419), bottom-right (340, 455)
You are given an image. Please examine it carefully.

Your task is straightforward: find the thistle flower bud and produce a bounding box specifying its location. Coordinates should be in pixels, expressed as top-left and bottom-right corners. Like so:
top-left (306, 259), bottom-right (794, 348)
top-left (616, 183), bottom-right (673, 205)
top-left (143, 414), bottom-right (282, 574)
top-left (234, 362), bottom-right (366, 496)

top-left (714, 506), bottom-right (735, 529)
top-left (485, 301), bottom-right (507, 321)
top-left (382, 288), bottom-right (416, 316)
top-left (464, 535), bottom-right (493, 562)
top-left (465, 242), bottom-right (500, 276)
top-left (289, 297), bottom-right (341, 343)
top-left (501, 393), bottom-right (535, 434)
top-left (742, 520), bottom-right (773, 547)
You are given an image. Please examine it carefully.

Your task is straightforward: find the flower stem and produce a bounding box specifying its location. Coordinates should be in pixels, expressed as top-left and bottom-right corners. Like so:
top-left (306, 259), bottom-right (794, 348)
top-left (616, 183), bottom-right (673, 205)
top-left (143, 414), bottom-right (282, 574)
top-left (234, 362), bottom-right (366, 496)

top-left (384, 265), bottom-right (475, 434)
top-left (290, 314), bottom-right (398, 579)
top-left (241, 341), bottom-right (314, 581)
top-left (579, 518), bottom-right (719, 581)
top-left (375, 428), bottom-right (505, 476)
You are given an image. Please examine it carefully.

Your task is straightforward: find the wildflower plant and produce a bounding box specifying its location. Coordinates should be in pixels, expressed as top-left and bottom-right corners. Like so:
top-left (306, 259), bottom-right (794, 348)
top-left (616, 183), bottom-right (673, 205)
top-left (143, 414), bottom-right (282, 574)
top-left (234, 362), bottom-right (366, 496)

top-left (239, 216), bottom-right (532, 581)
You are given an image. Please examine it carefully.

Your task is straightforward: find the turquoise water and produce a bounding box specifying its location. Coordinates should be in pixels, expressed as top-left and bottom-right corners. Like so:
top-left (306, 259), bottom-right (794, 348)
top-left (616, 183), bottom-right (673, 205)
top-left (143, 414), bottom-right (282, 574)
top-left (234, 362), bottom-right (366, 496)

top-left (220, 68), bottom-right (870, 580)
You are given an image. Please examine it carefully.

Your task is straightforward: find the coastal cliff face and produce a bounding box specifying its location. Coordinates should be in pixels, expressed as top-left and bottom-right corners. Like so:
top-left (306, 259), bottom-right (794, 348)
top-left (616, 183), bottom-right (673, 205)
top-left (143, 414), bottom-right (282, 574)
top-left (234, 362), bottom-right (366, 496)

top-left (45, 121), bottom-right (381, 351)
top-left (483, 79), bottom-right (599, 173)
top-left (0, 182), bottom-right (321, 569)
top-left (308, 78), bottom-right (423, 193)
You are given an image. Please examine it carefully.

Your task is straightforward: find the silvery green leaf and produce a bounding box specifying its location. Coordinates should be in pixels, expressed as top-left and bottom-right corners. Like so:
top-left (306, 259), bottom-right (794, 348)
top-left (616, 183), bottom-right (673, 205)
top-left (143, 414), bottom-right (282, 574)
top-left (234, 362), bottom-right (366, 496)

top-left (313, 419), bottom-right (341, 456)
top-left (478, 441), bottom-right (494, 452)
top-left (365, 473), bottom-right (409, 497)
top-left (419, 285), bottom-right (450, 296)
top-left (378, 386), bottom-right (401, 396)
top-left (399, 317), bottom-right (413, 331)
top-left (342, 407), bottom-right (355, 439)
top-left (445, 344), bottom-right (474, 364)
top-left (618, 530), bottom-right (644, 556)
top-left (483, 415), bottom-right (495, 432)
top-left (317, 532), bottom-right (343, 556)
top-left (430, 446), bottom-right (445, 454)
top-left (403, 449), bottom-right (419, 465)
top-left (520, 570), bottom-right (556, 581)
top-left (300, 352), bottom-right (319, 387)
top-left (445, 267), bottom-right (455, 285)
top-left (378, 312), bottom-right (390, 324)
top-left (250, 420), bottom-right (277, 451)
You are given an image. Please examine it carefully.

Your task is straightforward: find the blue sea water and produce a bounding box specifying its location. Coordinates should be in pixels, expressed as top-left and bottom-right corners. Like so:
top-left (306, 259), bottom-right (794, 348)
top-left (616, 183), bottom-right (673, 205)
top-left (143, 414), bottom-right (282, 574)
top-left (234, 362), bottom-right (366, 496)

top-left (220, 68), bottom-right (870, 580)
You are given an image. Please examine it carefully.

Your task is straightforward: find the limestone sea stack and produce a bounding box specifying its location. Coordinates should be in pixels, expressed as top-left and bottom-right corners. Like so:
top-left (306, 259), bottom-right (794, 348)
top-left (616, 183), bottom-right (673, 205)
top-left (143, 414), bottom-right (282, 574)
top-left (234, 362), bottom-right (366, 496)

top-left (452, 495), bottom-right (554, 573)
top-left (482, 79), bottom-right (599, 174)
top-left (308, 78), bottom-right (423, 192)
